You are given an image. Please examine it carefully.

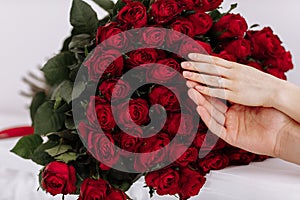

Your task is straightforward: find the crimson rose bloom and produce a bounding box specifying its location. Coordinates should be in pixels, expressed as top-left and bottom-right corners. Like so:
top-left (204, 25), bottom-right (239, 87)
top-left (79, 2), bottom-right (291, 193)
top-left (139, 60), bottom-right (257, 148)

top-left (86, 96), bottom-right (116, 132)
top-left (264, 51), bottom-right (293, 72)
top-left (116, 98), bottom-right (150, 126)
top-left (201, 0), bottom-right (223, 11)
top-left (169, 145), bottom-right (198, 166)
top-left (105, 188), bottom-right (127, 200)
top-left (126, 48), bottom-right (158, 68)
top-left (41, 161), bottom-right (77, 196)
top-left (140, 26), bottom-right (166, 48)
top-left (198, 152), bottom-right (229, 173)
top-left (180, 0), bottom-right (200, 9)
top-left (246, 27), bottom-right (284, 59)
top-left (96, 22), bottom-right (128, 50)
top-left (224, 38), bottom-right (251, 59)
top-left (149, 86), bottom-right (180, 112)
top-left (145, 167), bottom-right (180, 195)
top-left (146, 58), bottom-right (181, 83)
top-left (116, 126), bottom-right (143, 153)
top-left (187, 10), bottom-right (213, 35)
top-left (151, 0), bottom-right (182, 24)
top-left (99, 78), bottom-right (130, 102)
top-left (84, 48), bottom-right (124, 82)
top-left (163, 113), bottom-right (194, 137)
top-left (213, 14), bottom-right (248, 40)
top-left (117, 1), bottom-right (147, 28)
top-left (247, 61), bottom-right (264, 71)
top-left (170, 17), bottom-right (195, 37)
top-left (227, 149), bottom-right (256, 165)
top-left (178, 40), bottom-right (212, 58)
top-left (78, 122), bottom-right (119, 170)
top-left (78, 178), bottom-right (109, 200)
top-left (266, 67), bottom-right (287, 80)
top-left (134, 132), bottom-right (170, 172)
top-left (179, 167), bottom-right (206, 200)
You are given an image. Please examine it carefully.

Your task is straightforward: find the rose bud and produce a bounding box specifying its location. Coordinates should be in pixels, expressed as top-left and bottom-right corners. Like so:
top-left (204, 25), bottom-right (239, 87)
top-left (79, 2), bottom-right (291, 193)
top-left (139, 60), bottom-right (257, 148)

top-left (117, 1), bottom-right (147, 28)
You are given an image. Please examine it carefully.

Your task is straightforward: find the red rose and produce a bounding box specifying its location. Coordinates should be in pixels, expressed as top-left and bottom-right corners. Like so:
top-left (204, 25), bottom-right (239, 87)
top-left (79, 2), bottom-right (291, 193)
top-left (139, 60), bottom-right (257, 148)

top-left (169, 145), bottom-right (198, 166)
top-left (179, 167), bottom-right (206, 200)
top-left (170, 17), bottom-right (195, 37)
top-left (78, 178), bottom-right (109, 200)
top-left (187, 11), bottom-right (213, 35)
top-left (84, 48), bottom-right (124, 82)
top-left (96, 22), bottom-right (128, 50)
top-left (140, 26), bottom-right (166, 48)
top-left (86, 96), bottom-right (116, 132)
top-left (151, 0), bottom-right (182, 24)
top-left (116, 126), bottom-right (143, 153)
top-left (247, 61), bottom-right (264, 71)
top-left (264, 51), bottom-right (293, 72)
top-left (117, 1), bottom-right (147, 28)
top-left (163, 112), bottom-right (194, 137)
top-left (179, 0), bottom-right (201, 9)
top-left (178, 40), bottom-right (212, 58)
top-left (266, 68), bottom-right (287, 80)
top-left (99, 78), bottom-right (130, 102)
top-left (201, 0), bottom-right (223, 11)
top-left (194, 132), bottom-right (225, 154)
top-left (78, 122), bottom-right (119, 170)
top-left (213, 14), bottom-right (248, 40)
top-left (224, 39), bottom-right (251, 59)
top-left (246, 27), bottom-right (284, 59)
top-left (198, 152), bottom-right (229, 173)
top-left (126, 48), bottom-right (158, 68)
top-left (145, 167), bottom-right (180, 195)
top-left (149, 86), bottom-right (180, 112)
top-left (134, 132), bottom-right (170, 172)
top-left (116, 98), bottom-right (150, 126)
top-left (41, 161), bottom-right (77, 196)
top-left (226, 149), bottom-right (256, 165)
top-left (213, 51), bottom-right (237, 62)
top-left (146, 58), bottom-right (181, 83)
top-left (105, 188), bottom-right (127, 200)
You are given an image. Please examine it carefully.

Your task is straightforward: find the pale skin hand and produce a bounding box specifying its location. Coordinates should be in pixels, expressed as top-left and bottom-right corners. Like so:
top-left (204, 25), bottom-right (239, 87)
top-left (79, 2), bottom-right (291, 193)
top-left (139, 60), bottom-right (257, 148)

top-left (187, 88), bottom-right (293, 158)
top-left (181, 53), bottom-right (300, 123)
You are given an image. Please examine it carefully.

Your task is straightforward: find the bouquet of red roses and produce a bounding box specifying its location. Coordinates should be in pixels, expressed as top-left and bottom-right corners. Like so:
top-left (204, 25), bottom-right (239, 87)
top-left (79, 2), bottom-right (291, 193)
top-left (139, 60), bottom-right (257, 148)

top-left (11, 0), bottom-right (293, 199)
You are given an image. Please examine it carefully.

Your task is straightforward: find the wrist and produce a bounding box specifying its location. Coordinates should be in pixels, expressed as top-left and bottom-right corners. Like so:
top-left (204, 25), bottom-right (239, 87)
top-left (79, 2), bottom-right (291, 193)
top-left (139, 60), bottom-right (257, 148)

top-left (268, 78), bottom-right (288, 109)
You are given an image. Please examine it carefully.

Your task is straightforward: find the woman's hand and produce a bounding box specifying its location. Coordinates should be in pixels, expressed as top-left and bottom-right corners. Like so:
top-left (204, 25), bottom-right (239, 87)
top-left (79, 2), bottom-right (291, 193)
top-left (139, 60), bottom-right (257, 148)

top-left (182, 53), bottom-right (300, 124)
top-left (181, 53), bottom-right (285, 107)
top-left (187, 88), bottom-right (293, 158)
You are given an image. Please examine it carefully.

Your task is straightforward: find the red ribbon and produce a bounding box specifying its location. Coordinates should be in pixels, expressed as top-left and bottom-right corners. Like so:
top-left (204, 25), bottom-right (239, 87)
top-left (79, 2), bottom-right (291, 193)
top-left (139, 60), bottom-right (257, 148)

top-left (0, 126), bottom-right (34, 139)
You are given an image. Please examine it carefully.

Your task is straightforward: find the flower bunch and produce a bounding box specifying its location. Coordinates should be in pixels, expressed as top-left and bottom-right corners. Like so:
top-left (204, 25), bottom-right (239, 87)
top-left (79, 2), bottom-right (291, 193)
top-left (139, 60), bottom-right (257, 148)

top-left (11, 0), bottom-right (293, 199)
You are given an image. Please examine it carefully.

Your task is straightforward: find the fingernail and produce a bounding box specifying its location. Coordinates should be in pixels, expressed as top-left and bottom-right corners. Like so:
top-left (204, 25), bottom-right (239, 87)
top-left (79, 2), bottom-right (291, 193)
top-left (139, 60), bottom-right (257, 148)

top-left (181, 62), bottom-right (190, 68)
top-left (188, 53), bottom-right (198, 60)
top-left (183, 71), bottom-right (192, 78)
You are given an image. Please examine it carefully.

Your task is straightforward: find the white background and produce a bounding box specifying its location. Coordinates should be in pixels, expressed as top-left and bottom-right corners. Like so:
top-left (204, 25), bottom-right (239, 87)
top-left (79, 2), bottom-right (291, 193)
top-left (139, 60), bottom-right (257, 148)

top-left (0, 1), bottom-right (300, 199)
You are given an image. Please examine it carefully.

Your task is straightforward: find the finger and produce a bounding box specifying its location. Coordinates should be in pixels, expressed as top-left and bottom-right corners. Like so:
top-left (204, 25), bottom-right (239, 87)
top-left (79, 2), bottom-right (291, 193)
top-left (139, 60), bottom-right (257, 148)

top-left (195, 85), bottom-right (232, 100)
top-left (183, 71), bottom-right (231, 88)
top-left (196, 105), bottom-right (227, 139)
top-left (186, 80), bottom-right (199, 88)
top-left (202, 94), bottom-right (228, 114)
top-left (181, 61), bottom-right (229, 77)
top-left (188, 89), bottom-right (225, 125)
top-left (188, 53), bottom-right (234, 69)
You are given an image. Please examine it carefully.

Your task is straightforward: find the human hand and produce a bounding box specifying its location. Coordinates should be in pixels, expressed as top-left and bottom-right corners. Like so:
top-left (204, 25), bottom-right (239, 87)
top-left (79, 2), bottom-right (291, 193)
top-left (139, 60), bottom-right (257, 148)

top-left (187, 88), bottom-right (293, 157)
top-left (181, 53), bottom-right (286, 107)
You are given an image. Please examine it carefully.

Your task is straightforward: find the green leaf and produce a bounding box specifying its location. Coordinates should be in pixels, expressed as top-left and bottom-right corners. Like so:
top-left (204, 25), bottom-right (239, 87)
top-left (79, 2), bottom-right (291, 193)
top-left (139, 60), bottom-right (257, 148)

top-left (73, 81), bottom-right (86, 100)
top-left (45, 145), bottom-right (73, 157)
top-left (56, 152), bottom-right (77, 163)
top-left (11, 134), bottom-right (43, 159)
top-left (41, 52), bottom-right (76, 85)
top-left (227, 3), bottom-right (238, 13)
top-left (30, 92), bottom-right (46, 123)
top-left (52, 80), bottom-right (86, 104)
top-left (31, 140), bottom-right (58, 165)
top-left (70, 0), bottom-right (99, 34)
top-left (250, 24), bottom-right (260, 29)
top-left (34, 102), bottom-right (65, 135)
top-left (61, 36), bottom-right (73, 52)
top-left (58, 80), bottom-right (73, 104)
top-left (209, 10), bottom-right (222, 22)
top-left (92, 0), bottom-right (114, 11)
